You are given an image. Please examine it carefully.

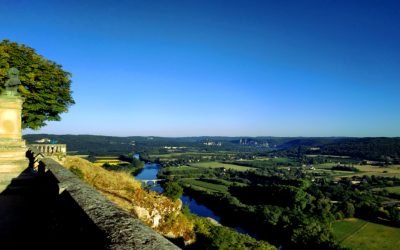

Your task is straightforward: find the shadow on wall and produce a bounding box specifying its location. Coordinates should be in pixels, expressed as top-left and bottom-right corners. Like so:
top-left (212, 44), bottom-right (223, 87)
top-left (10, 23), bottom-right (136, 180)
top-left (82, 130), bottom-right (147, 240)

top-left (0, 163), bottom-right (108, 250)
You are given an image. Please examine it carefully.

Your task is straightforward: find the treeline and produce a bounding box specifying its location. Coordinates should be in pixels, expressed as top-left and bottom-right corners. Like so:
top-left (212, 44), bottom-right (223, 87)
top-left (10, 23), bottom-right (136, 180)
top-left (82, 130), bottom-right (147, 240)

top-left (168, 163), bottom-right (400, 248)
top-left (182, 184), bottom-right (342, 250)
top-left (318, 138), bottom-right (400, 163)
top-left (24, 134), bottom-right (400, 163)
top-left (102, 155), bottom-right (144, 175)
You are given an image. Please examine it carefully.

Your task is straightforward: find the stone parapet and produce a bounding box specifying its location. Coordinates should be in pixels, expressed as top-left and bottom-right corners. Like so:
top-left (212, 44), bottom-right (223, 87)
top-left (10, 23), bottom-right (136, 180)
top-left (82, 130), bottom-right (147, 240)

top-left (36, 157), bottom-right (179, 250)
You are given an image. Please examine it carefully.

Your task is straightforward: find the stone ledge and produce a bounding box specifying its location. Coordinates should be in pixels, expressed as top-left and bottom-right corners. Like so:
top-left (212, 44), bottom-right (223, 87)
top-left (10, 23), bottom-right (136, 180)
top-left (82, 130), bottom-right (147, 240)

top-left (40, 158), bottom-right (180, 250)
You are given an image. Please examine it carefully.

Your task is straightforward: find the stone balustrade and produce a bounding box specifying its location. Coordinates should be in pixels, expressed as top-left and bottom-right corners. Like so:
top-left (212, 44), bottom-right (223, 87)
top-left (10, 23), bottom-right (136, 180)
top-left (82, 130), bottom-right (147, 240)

top-left (29, 144), bottom-right (67, 155)
top-left (27, 151), bottom-right (179, 250)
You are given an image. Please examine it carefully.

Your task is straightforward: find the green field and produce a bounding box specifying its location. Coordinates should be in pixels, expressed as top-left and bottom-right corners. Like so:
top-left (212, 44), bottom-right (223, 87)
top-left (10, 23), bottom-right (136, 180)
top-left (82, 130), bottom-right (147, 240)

top-left (373, 186), bottom-right (400, 195)
top-left (314, 164), bottom-right (400, 179)
top-left (333, 218), bottom-right (400, 250)
top-left (190, 161), bottom-right (256, 171)
top-left (161, 166), bottom-right (206, 176)
top-left (180, 178), bottom-right (229, 193)
top-left (383, 186), bottom-right (400, 195)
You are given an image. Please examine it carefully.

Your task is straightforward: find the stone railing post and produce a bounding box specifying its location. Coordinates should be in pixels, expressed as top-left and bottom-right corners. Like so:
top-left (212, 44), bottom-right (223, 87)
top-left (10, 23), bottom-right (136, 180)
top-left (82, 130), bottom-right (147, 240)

top-left (0, 68), bottom-right (29, 192)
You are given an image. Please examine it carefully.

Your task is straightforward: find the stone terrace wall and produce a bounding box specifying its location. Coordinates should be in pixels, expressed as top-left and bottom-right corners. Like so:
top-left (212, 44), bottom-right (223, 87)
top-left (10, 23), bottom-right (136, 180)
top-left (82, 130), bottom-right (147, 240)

top-left (37, 157), bottom-right (180, 250)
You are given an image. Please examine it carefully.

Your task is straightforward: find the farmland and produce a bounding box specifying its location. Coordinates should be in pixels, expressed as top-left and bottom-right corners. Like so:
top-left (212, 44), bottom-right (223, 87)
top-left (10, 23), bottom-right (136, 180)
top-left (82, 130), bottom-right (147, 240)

top-left (189, 161), bottom-right (256, 172)
top-left (179, 178), bottom-right (229, 193)
top-left (333, 218), bottom-right (400, 250)
top-left (91, 156), bottom-right (130, 167)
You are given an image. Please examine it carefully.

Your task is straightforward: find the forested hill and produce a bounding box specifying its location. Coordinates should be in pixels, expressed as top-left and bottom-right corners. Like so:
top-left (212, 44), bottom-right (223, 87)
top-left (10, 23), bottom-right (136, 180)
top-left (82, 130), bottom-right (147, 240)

top-left (23, 134), bottom-right (400, 162)
top-left (318, 137), bottom-right (400, 162)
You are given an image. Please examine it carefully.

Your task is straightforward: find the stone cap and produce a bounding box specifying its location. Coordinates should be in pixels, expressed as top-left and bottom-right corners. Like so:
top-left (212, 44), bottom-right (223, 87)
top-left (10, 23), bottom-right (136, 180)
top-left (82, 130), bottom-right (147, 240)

top-left (39, 158), bottom-right (180, 250)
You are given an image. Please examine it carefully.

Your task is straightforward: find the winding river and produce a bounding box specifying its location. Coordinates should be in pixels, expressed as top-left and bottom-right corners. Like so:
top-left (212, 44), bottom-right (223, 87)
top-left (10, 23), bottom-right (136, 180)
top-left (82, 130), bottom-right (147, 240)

top-left (134, 157), bottom-right (258, 239)
top-left (134, 162), bottom-right (221, 222)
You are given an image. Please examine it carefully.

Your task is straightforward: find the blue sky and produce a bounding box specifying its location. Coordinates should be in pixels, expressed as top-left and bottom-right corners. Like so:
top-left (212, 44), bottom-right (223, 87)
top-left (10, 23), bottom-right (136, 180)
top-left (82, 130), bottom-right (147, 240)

top-left (2, 0), bottom-right (400, 136)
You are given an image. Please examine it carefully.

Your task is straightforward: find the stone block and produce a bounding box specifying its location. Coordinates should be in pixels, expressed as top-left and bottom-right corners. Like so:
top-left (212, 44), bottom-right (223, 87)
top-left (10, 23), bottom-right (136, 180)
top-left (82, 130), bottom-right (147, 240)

top-left (0, 96), bottom-right (24, 140)
top-left (0, 94), bottom-right (28, 191)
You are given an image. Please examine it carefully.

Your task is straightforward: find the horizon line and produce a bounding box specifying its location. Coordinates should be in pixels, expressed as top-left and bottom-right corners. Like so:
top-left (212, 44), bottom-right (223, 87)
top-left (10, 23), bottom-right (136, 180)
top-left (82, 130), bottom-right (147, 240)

top-left (22, 133), bottom-right (400, 139)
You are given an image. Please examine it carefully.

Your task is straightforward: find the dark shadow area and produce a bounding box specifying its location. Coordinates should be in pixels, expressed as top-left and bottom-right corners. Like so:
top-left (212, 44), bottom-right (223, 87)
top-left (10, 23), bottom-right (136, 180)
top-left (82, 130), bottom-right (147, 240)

top-left (0, 166), bottom-right (108, 250)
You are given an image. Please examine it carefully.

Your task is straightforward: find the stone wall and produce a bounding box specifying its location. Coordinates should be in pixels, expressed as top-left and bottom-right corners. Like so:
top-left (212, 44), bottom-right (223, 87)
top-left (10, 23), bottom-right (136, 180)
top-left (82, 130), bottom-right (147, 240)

top-left (33, 155), bottom-right (179, 250)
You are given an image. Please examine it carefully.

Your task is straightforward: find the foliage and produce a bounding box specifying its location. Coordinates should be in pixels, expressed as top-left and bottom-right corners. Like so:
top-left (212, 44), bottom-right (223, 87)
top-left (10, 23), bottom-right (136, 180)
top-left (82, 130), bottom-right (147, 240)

top-left (188, 216), bottom-right (276, 250)
top-left (0, 40), bottom-right (75, 129)
top-left (63, 156), bottom-right (194, 241)
top-left (388, 207), bottom-right (400, 225)
top-left (70, 166), bottom-right (84, 179)
top-left (102, 155), bottom-right (145, 175)
top-left (180, 179), bottom-right (229, 193)
top-left (163, 181), bottom-right (183, 201)
top-left (333, 218), bottom-right (400, 250)
top-left (331, 165), bottom-right (360, 172)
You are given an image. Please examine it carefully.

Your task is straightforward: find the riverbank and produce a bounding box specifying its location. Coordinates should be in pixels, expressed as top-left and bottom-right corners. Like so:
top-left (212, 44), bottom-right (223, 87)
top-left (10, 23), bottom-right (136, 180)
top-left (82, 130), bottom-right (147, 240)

top-left (135, 161), bottom-right (263, 241)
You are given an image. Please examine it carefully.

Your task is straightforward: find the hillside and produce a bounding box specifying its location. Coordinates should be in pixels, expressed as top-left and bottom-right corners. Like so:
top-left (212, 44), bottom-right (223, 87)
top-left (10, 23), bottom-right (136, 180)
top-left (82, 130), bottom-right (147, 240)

top-left (62, 156), bottom-right (195, 242)
top-left (60, 156), bottom-right (276, 249)
top-left (24, 134), bottom-right (400, 162)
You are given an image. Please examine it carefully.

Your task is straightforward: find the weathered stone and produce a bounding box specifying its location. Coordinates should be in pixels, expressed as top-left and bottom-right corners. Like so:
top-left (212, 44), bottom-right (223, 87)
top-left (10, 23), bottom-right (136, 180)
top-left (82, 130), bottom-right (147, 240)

top-left (40, 158), bottom-right (180, 250)
top-left (0, 93), bottom-right (28, 192)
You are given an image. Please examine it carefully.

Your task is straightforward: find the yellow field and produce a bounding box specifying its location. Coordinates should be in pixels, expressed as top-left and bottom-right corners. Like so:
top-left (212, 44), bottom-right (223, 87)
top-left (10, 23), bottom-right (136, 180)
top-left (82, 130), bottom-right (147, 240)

top-left (350, 165), bottom-right (400, 178)
top-left (316, 164), bottom-right (400, 179)
top-left (92, 156), bottom-right (130, 167)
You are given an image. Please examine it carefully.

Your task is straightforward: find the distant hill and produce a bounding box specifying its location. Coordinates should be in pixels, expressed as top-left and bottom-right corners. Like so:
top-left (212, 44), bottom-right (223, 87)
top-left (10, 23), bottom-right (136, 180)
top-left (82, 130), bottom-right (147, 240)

top-left (23, 134), bottom-right (400, 162)
top-left (318, 137), bottom-right (400, 162)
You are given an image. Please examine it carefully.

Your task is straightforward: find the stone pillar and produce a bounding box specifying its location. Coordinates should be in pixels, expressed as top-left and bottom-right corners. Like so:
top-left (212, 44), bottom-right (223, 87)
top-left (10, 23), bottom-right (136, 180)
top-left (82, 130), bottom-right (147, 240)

top-left (0, 95), bottom-right (28, 192)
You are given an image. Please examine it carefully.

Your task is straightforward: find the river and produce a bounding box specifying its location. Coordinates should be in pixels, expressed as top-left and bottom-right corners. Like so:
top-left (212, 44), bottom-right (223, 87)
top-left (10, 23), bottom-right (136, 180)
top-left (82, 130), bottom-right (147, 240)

top-left (134, 159), bottom-right (258, 238)
top-left (134, 162), bottom-right (221, 221)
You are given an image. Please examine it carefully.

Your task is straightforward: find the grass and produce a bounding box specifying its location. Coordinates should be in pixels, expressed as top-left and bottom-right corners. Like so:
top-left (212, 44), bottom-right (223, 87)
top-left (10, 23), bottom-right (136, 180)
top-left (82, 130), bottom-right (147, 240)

top-left (166, 165), bottom-right (200, 172)
top-left (332, 218), bottom-right (400, 250)
top-left (333, 218), bottom-right (368, 242)
top-left (92, 156), bottom-right (130, 167)
top-left (180, 178), bottom-right (229, 193)
top-left (383, 186), bottom-right (400, 194)
top-left (314, 163), bottom-right (336, 169)
top-left (95, 156), bottom-right (120, 159)
top-left (62, 156), bottom-right (194, 240)
top-left (190, 161), bottom-right (256, 172)
top-left (355, 165), bottom-right (400, 176)
top-left (161, 166), bottom-right (210, 178)
top-left (150, 152), bottom-right (222, 158)
top-left (373, 186), bottom-right (400, 195)
top-left (318, 164), bottom-right (400, 179)
top-left (306, 154), bottom-right (351, 158)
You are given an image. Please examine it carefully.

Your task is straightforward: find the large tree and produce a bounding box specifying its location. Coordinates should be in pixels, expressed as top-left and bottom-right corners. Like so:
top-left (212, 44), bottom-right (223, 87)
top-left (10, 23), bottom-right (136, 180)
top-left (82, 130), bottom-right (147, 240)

top-left (0, 40), bottom-right (75, 129)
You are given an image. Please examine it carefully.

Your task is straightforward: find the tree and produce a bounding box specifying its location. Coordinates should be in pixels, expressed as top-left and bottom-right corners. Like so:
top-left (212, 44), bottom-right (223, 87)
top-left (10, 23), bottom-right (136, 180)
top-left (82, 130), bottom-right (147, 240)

top-left (342, 201), bottom-right (355, 218)
top-left (163, 181), bottom-right (183, 201)
top-left (389, 206), bottom-right (400, 224)
top-left (0, 40), bottom-right (74, 129)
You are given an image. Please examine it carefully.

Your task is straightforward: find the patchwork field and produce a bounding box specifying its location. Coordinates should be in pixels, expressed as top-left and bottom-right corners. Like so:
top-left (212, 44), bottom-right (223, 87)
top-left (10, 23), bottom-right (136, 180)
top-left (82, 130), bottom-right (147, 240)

top-left (189, 161), bottom-right (256, 172)
top-left (313, 163), bottom-right (400, 179)
top-left (383, 186), bottom-right (400, 195)
top-left (333, 218), bottom-right (400, 250)
top-left (180, 178), bottom-right (229, 193)
top-left (354, 165), bottom-right (400, 177)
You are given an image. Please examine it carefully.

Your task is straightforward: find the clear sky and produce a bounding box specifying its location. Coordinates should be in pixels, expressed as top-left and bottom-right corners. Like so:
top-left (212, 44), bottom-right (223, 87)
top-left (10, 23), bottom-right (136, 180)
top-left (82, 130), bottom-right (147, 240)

top-left (2, 0), bottom-right (400, 137)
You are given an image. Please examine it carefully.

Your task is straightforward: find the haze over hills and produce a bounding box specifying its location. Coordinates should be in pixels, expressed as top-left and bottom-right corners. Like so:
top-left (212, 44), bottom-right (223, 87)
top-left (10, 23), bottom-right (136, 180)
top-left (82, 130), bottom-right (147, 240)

top-left (24, 134), bottom-right (400, 163)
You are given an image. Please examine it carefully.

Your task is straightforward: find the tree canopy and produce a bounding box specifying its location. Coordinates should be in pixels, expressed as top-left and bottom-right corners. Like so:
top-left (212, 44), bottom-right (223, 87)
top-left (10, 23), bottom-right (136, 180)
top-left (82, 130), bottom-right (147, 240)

top-left (0, 40), bottom-right (74, 129)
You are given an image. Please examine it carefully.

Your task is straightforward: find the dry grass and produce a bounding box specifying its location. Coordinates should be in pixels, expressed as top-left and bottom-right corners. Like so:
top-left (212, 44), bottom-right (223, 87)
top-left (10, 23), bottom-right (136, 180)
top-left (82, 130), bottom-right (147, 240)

top-left (63, 156), bottom-right (194, 241)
